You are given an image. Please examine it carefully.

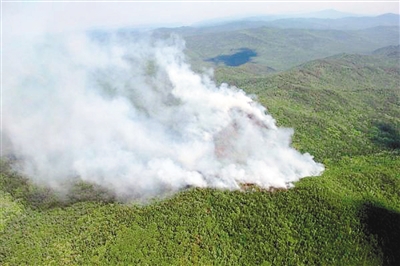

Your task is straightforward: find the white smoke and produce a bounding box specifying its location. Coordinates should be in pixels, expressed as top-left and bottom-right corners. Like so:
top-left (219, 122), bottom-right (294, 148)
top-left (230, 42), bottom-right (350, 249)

top-left (2, 32), bottom-right (324, 200)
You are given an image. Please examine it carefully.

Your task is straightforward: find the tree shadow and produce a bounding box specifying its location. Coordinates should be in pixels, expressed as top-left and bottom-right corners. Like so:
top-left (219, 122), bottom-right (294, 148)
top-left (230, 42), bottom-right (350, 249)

top-left (371, 122), bottom-right (400, 150)
top-left (359, 201), bottom-right (400, 265)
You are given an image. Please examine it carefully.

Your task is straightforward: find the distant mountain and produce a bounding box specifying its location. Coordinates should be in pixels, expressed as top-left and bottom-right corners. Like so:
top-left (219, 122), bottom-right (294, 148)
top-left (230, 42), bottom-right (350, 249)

top-left (182, 25), bottom-right (399, 71)
top-left (153, 13), bottom-right (399, 39)
top-left (372, 45), bottom-right (400, 58)
top-left (261, 13), bottom-right (399, 30)
top-left (193, 9), bottom-right (360, 27)
top-left (192, 14), bottom-right (285, 27)
top-left (295, 9), bottom-right (361, 19)
top-left (117, 13), bottom-right (400, 72)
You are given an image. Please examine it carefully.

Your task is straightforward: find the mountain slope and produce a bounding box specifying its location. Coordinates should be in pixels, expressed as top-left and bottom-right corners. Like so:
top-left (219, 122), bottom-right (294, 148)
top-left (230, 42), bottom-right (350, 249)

top-left (296, 9), bottom-right (360, 19)
top-left (1, 52), bottom-right (399, 265)
top-left (154, 13), bottom-right (399, 37)
top-left (372, 44), bottom-right (400, 57)
top-left (216, 52), bottom-right (400, 160)
top-left (262, 13), bottom-right (399, 30)
top-left (184, 26), bottom-right (399, 71)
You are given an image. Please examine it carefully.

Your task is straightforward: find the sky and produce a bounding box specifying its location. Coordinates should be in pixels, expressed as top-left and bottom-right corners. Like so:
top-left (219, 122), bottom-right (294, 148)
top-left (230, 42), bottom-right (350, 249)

top-left (2, 1), bottom-right (399, 36)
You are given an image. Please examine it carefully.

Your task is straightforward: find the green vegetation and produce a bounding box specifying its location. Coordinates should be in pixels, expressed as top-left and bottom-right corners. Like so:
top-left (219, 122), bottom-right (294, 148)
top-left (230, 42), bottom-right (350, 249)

top-left (216, 52), bottom-right (400, 161)
top-left (1, 153), bottom-right (399, 265)
top-left (184, 26), bottom-right (399, 71)
top-left (1, 43), bottom-right (399, 264)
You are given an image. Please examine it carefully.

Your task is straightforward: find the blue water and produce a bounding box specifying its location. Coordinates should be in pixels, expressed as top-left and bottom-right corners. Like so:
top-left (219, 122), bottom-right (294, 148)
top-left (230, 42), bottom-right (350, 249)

top-left (206, 48), bottom-right (257, 67)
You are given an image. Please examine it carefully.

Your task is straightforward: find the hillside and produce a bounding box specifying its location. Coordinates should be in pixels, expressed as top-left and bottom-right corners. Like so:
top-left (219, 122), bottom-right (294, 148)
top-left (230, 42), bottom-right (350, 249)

top-left (184, 26), bottom-right (399, 71)
top-left (155, 13), bottom-right (399, 36)
top-left (372, 44), bottom-right (400, 57)
top-left (215, 52), bottom-right (400, 160)
top-left (149, 13), bottom-right (400, 72)
top-left (1, 50), bottom-right (399, 265)
top-left (259, 13), bottom-right (400, 30)
top-left (191, 9), bottom-right (360, 27)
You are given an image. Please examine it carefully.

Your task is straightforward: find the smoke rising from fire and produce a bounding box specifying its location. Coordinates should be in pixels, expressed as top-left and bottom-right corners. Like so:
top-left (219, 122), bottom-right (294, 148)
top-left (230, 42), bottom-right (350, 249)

top-left (2, 33), bottom-right (324, 200)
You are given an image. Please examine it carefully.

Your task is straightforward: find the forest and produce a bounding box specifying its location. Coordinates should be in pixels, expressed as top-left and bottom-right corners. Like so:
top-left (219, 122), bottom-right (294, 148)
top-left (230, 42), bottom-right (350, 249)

top-left (1, 12), bottom-right (399, 265)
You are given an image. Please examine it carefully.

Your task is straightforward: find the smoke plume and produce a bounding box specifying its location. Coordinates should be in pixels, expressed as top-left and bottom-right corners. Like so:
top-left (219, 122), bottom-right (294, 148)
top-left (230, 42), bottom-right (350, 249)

top-left (2, 32), bottom-right (324, 200)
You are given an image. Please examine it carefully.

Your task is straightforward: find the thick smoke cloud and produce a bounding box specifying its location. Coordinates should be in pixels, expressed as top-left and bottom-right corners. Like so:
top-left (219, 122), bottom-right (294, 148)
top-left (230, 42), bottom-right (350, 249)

top-left (2, 32), bottom-right (324, 200)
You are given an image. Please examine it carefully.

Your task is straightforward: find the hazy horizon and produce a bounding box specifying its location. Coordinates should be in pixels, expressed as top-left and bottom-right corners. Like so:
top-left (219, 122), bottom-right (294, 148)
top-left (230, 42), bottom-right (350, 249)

top-left (3, 2), bottom-right (399, 36)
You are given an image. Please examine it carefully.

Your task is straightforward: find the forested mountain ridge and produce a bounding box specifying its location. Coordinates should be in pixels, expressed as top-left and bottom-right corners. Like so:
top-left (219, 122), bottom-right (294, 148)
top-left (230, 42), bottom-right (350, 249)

top-left (215, 51), bottom-right (400, 160)
top-left (188, 26), bottom-right (398, 71)
top-left (1, 14), bottom-right (400, 265)
top-left (154, 13), bottom-right (400, 36)
top-left (2, 49), bottom-right (399, 264)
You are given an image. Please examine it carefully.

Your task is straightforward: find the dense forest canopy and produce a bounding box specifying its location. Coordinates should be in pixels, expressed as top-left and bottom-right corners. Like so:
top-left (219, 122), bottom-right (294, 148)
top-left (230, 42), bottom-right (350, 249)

top-left (1, 12), bottom-right (399, 265)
